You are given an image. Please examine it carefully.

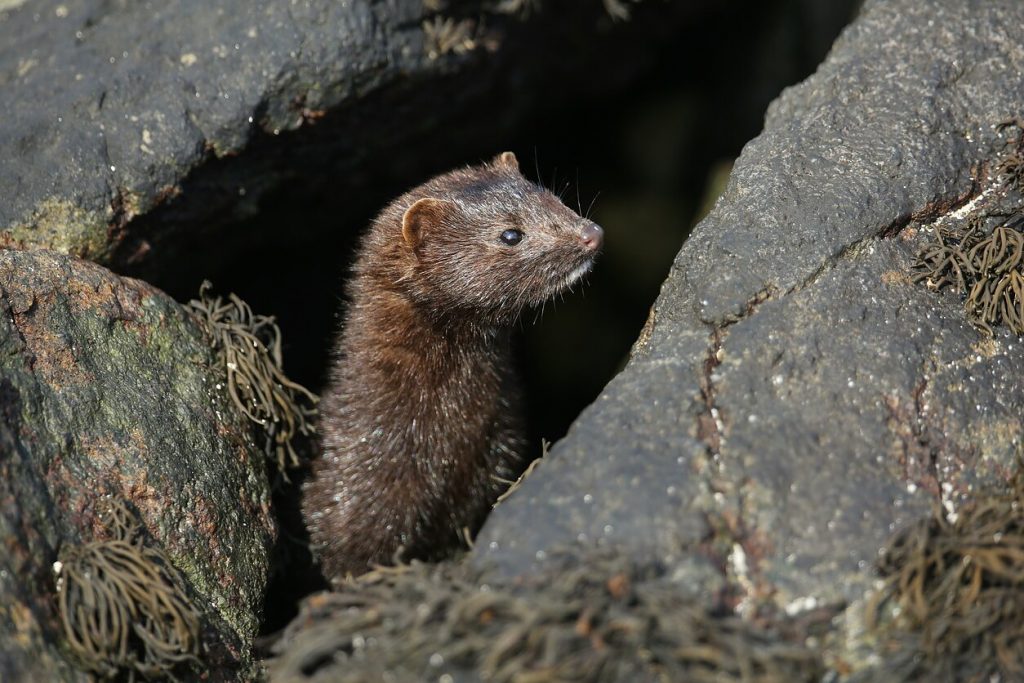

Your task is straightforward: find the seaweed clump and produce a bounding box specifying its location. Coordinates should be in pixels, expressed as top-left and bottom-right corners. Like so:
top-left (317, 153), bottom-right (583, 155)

top-left (913, 118), bottom-right (1024, 335)
top-left (996, 116), bottom-right (1024, 192)
top-left (493, 0), bottom-right (642, 20)
top-left (188, 281), bottom-right (318, 475)
top-left (268, 551), bottom-right (824, 683)
top-left (55, 499), bottom-right (201, 680)
top-left (422, 15), bottom-right (478, 59)
top-left (913, 215), bottom-right (1024, 334)
top-left (865, 468), bottom-right (1024, 681)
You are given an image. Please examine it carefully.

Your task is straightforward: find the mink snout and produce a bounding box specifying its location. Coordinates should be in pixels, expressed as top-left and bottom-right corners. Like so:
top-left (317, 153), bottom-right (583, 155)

top-left (580, 222), bottom-right (604, 252)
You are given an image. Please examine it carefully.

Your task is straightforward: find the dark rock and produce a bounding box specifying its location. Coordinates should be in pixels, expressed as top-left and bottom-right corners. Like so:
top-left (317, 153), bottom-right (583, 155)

top-left (0, 0), bottom-right (697, 283)
top-left (474, 0), bottom-right (1024, 670)
top-left (0, 0), bottom-right (430, 262)
top-left (0, 249), bottom-right (274, 680)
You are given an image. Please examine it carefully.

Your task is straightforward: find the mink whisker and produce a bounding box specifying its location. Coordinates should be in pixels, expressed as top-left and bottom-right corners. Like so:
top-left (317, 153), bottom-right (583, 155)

top-left (575, 168), bottom-right (582, 215)
top-left (585, 190), bottom-right (602, 219)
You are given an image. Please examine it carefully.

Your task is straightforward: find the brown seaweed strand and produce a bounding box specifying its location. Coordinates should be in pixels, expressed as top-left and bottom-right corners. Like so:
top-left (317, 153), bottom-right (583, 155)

top-left (187, 281), bottom-right (319, 475)
top-left (57, 500), bottom-right (202, 680)
top-left (868, 470), bottom-right (1024, 678)
top-left (915, 219), bottom-right (1024, 335)
top-left (270, 555), bottom-right (825, 682)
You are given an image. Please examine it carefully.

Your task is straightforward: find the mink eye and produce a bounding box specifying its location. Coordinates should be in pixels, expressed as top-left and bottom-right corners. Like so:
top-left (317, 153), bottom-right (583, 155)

top-left (500, 228), bottom-right (524, 246)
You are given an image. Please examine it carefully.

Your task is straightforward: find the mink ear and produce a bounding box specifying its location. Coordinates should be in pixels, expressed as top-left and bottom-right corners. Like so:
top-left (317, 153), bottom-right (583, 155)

top-left (493, 151), bottom-right (519, 171)
top-left (402, 197), bottom-right (451, 249)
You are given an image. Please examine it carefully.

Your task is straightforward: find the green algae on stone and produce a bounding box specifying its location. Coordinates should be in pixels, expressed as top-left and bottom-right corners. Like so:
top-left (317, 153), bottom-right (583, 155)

top-left (2, 198), bottom-right (112, 260)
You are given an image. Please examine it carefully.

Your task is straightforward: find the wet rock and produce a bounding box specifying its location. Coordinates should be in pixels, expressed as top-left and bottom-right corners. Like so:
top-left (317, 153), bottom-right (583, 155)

top-left (474, 0), bottom-right (1024, 671)
top-left (0, 249), bottom-right (274, 680)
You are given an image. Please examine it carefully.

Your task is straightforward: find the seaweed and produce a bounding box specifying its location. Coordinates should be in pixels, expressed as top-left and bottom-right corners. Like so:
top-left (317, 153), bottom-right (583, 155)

top-left (602, 0), bottom-right (642, 21)
top-left (55, 499), bottom-right (201, 681)
top-left (865, 468), bottom-right (1024, 681)
top-left (187, 281), bottom-right (318, 477)
top-left (913, 217), bottom-right (1024, 335)
top-left (422, 15), bottom-right (478, 59)
top-left (491, 0), bottom-right (642, 20)
top-left (996, 117), bottom-right (1024, 192)
top-left (268, 550), bottom-right (824, 683)
top-left (912, 117), bottom-right (1024, 334)
top-left (492, 0), bottom-right (542, 18)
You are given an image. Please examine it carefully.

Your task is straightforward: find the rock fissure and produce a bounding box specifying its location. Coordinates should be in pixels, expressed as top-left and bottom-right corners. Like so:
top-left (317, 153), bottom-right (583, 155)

top-left (697, 287), bottom-right (774, 457)
top-left (693, 287), bottom-right (779, 607)
top-left (782, 164), bottom-right (989, 301)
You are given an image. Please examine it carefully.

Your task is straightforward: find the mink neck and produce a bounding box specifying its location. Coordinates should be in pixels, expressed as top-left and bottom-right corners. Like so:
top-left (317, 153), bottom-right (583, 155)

top-left (346, 282), bottom-right (510, 365)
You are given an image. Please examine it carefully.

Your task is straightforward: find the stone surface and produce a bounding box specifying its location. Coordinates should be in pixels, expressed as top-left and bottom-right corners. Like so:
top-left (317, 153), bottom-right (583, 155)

top-left (0, 249), bottom-right (274, 680)
top-left (0, 0), bottom-right (697, 283)
top-left (0, 0), bottom-right (431, 263)
top-left (475, 0), bottom-right (1024, 633)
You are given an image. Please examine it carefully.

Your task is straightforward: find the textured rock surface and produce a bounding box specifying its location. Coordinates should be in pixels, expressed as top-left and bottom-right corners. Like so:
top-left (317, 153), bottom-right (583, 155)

top-left (0, 0), bottom-right (695, 283)
top-left (475, 0), bottom-right (1024, 628)
top-left (0, 0), bottom-right (433, 263)
top-left (0, 249), bottom-right (274, 680)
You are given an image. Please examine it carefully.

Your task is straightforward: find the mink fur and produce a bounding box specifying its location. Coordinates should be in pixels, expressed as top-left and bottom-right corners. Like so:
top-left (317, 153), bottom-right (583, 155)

top-left (302, 152), bottom-right (603, 580)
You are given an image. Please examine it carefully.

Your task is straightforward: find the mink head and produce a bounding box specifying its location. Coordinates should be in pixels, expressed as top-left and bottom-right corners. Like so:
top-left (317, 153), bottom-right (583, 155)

top-left (391, 152), bottom-right (603, 326)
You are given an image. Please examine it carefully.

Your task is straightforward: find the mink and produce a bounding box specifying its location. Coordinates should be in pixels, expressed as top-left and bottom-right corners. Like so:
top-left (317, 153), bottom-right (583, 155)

top-left (302, 152), bottom-right (603, 580)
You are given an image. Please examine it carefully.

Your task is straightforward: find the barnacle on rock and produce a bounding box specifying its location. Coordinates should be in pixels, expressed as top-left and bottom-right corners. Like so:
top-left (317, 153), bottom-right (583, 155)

top-left (188, 281), bottom-right (318, 476)
top-left (866, 468), bottom-right (1024, 680)
top-left (56, 499), bottom-right (201, 680)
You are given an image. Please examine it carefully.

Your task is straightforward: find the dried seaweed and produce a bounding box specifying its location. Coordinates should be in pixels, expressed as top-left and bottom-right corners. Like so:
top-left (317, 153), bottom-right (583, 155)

top-left (491, 0), bottom-right (642, 20)
top-left (912, 117), bottom-right (1024, 334)
top-left (492, 0), bottom-right (542, 18)
top-left (602, 0), bottom-right (642, 21)
top-left (913, 217), bottom-right (1024, 334)
top-left (188, 281), bottom-right (318, 476)
top-left (996, 117), bottom-right (1024, 192)
top-left (268, 551), bottom-right (824, 683)
top-left (422, 15), bottom-right (477, 59)
top-left (55, 499), bottom-right (201, 681)
top-left (865, 469), bottom-right (1024, 681)
top-left (492, 439), bottom-right (547, 507)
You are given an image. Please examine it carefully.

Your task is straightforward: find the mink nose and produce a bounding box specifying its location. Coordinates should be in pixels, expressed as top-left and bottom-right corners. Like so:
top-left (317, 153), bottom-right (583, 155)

top-left (580, 222), bottom-right (604, 251)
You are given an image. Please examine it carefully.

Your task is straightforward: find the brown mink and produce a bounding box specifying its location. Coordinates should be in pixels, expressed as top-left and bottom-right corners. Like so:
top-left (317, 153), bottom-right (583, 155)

top-left (302, 151), bottom-right (603, 581)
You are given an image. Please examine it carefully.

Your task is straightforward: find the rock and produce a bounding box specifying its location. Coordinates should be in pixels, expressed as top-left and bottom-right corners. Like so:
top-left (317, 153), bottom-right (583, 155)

top-left (0, 249), bottom-right (274, 680)
top-left (0, 0), bottom-right (696, 284)
top-left (474, 0), bottom-right (1024, 661)
top-left (0, 0), bottom-right (431, 264)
